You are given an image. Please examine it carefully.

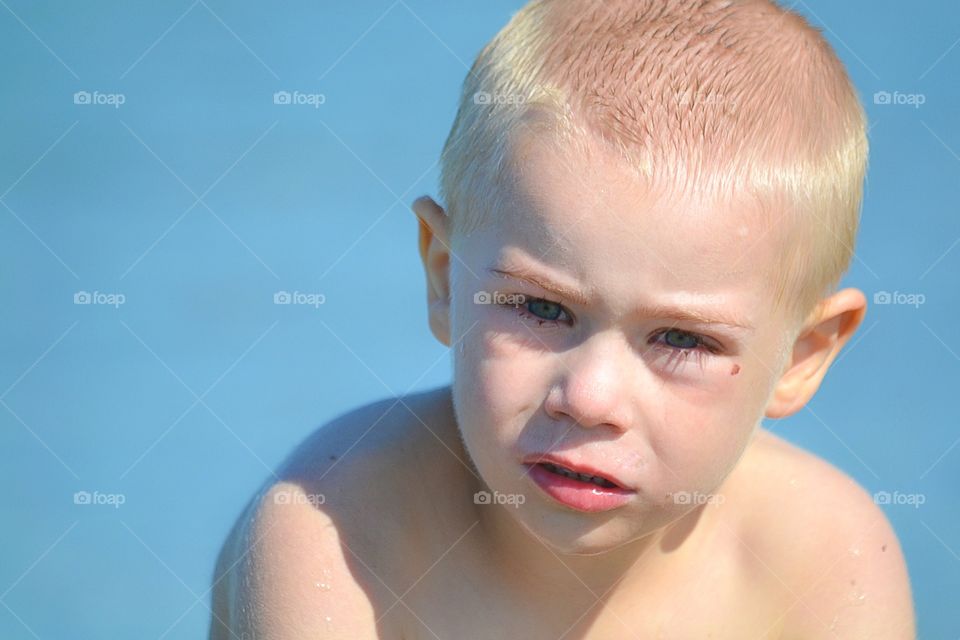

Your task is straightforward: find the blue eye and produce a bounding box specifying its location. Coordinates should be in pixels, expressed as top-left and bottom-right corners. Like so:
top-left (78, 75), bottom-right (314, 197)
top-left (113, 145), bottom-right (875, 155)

top-left (527, 298), bottom-right (563, 321)
top-left (662, 328), bottom-right (701, 349)
top-left (650, 328), bottom-right (720, 374)
top-left (507, 296), bottom-right (572, 326)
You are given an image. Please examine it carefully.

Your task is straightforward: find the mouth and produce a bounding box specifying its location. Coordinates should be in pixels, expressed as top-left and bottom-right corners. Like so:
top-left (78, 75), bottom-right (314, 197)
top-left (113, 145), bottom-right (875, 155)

top-left (537, 461), bottom-right (622, 489)
top-left (520, 454), bottom-right (632, 491)
top-left (521, 456), bottom-right (635, 513)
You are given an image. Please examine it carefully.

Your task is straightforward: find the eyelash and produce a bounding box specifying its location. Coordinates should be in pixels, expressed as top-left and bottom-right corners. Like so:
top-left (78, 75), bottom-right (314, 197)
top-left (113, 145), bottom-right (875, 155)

top-left (502, 296), bottom-right (721, 369)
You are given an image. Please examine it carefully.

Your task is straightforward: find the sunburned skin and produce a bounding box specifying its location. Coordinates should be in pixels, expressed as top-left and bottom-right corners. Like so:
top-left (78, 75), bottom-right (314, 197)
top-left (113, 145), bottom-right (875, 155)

top-left (208, 0), bottom-right (917, 634)
top-left (209, 384), bottom-right (916, 639)
top-left (207, 130), bottom-right (914, 640)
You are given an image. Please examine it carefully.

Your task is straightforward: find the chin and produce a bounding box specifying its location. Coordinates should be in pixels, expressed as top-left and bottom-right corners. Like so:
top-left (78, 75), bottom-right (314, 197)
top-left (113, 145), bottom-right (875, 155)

top-left (512, 505), bottom-right (657, 556)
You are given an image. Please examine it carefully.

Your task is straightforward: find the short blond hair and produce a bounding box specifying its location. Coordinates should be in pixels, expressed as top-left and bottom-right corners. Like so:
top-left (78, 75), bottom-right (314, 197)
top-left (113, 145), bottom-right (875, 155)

top-left (438, 0), bottom-right (868, 326)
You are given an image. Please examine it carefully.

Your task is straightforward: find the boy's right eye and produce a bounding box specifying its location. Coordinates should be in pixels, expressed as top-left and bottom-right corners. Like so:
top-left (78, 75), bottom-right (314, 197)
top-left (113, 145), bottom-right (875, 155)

top-left (506, 296), bottom-right (573, 326)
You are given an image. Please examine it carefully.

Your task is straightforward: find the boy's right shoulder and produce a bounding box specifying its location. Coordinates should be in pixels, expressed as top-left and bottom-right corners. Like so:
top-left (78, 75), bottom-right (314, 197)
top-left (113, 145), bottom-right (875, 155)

top-left (210, 386), bottom-right (454, 639)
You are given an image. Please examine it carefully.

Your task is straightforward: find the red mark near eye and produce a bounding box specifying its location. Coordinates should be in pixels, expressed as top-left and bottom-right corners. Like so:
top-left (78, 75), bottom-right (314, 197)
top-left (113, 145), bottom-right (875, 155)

top-left (730, 363), bottom-right (741, 375)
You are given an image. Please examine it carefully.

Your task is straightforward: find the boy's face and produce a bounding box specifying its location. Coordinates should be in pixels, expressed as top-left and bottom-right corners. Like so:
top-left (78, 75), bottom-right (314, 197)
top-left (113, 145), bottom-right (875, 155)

top-left (445, 130), bottom-right (799, 554)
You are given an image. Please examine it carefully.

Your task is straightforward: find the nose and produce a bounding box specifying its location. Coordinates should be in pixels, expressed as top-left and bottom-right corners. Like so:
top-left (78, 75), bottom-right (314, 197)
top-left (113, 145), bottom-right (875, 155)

top-left (544, 330), bottom-right (634, 432)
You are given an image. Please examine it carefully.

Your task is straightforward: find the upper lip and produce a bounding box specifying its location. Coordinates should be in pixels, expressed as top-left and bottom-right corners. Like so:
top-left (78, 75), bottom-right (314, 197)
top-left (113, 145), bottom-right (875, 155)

top-left (522, 453), bottom-right (632, 490)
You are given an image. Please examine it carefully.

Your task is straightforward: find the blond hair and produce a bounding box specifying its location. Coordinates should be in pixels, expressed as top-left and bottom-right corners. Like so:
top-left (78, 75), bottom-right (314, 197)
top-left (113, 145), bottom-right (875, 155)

top-left (437, 0), bottom-right (868, 326)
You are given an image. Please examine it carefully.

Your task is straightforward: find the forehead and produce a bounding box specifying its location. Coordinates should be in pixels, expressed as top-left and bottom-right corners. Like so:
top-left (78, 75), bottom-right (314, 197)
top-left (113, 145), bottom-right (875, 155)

top-left (492, 129), bottom-right (789, 304)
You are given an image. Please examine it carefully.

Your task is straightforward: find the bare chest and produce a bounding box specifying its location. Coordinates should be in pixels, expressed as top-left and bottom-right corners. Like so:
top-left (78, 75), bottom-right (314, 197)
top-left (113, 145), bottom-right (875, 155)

top-left (392, 541), bottom-right (787, 640)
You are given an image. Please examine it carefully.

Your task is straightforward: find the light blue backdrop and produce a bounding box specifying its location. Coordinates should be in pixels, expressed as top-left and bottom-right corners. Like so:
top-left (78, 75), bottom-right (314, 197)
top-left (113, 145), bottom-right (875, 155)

top-left (1, 1), bottom-right (956, 637)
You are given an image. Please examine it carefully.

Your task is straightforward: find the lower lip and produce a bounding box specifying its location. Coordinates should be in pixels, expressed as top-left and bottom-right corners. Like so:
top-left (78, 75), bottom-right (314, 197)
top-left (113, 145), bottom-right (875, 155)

top-left (524, 463), bottom-right (635, 513)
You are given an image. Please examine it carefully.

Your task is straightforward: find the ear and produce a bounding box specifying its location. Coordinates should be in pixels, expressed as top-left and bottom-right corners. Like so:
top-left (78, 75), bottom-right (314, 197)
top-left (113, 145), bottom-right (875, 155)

top-left (765, 288), bottom-right (867, 419)
top-left (412, 196), bottom-right (452, 346)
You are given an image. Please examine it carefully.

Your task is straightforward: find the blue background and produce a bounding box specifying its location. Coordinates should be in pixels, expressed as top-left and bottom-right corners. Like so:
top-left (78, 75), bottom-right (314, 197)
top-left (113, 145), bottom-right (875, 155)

top-left (1, 1), bottom-right (956, 637)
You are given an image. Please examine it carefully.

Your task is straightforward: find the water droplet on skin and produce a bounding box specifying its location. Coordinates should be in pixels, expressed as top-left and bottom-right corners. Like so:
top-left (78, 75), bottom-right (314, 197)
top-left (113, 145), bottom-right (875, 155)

top-left (847, 588), bottom-right (866, 605)
top-left (850, 546), bottom-right (862, 557)
top-left (314, 568), bottom-right (333, 590)
top-left (788, 477), bottom-right (799, 488)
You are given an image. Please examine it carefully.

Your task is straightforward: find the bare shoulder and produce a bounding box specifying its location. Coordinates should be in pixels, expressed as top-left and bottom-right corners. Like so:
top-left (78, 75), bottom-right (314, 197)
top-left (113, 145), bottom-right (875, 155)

top-left (209, 386), bottom-right (454, 640)
top-left (731, 428), bottom-right (916, 639)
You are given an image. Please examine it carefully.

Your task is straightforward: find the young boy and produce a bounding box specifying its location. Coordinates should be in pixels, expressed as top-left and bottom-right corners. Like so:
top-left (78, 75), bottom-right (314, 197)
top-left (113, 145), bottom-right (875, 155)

top-left (210, 1), bottom-right (915, 637)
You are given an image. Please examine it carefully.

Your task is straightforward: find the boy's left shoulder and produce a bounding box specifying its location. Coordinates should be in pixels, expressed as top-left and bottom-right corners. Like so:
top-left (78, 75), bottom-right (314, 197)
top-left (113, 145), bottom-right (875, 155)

top-left (729, 428), bottom-right (916, 639)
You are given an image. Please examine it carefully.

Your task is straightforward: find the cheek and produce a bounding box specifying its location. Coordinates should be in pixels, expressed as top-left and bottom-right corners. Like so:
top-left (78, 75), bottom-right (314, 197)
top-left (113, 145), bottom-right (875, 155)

top-left (649, 354), bottom-right (755, 420)
top-left (452, 314), bottom-right (546, 441)
top-left (652, 360), bottom-right (770, 486)
top-left (462, 310), bottom-right (555, 398)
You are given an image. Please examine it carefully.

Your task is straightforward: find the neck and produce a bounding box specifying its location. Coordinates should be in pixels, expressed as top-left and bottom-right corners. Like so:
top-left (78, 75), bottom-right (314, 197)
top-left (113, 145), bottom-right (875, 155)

top-left (471, 482), bottom-right (708, 605)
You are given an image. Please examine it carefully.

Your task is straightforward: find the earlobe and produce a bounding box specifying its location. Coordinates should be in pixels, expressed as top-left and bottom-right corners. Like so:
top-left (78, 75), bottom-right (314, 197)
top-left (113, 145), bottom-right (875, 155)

top-left (764, 288), bottom-right (867, 419)
top-left (411, 196), bottom-right (452, 346)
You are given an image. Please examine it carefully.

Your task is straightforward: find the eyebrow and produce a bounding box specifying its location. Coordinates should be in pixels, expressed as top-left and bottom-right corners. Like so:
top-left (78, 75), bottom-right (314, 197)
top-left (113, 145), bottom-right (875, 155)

top-left (488, 265), bottom-right (755, 331)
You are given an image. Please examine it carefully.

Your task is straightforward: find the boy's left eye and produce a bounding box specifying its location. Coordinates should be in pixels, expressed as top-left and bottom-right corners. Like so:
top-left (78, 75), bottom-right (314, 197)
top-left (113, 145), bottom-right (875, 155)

top-left (662, 328), bottom-right (700, 349)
